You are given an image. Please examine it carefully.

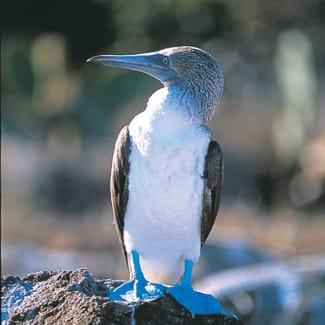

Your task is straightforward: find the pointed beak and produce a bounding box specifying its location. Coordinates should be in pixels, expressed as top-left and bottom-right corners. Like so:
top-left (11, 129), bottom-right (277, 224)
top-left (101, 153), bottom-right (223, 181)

top-left (87, 51), bottom-right (177, 83)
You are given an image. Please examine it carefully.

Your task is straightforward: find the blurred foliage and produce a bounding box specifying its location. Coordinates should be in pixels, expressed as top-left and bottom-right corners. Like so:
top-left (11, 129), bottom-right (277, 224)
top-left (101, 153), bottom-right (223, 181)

top-left (2, 0), bottom-right (325, 137)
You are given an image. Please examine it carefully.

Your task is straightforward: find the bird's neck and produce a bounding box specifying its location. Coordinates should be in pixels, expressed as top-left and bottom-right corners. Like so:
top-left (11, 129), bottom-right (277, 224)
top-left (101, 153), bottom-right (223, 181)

top-left (146, 85), bottom-right (215, 125)
top-left (130, 86), bottom-right (211, 155)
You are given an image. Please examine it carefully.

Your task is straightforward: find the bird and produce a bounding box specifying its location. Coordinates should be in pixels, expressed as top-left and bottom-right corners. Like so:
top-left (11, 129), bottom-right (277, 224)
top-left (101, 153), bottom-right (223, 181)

top-left (87, 46), bottom-right (224, 314)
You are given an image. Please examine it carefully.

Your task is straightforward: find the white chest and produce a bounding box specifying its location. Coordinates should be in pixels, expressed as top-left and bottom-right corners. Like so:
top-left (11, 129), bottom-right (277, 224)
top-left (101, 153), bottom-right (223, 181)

top-left (123, 90), bottom-right (211, 276)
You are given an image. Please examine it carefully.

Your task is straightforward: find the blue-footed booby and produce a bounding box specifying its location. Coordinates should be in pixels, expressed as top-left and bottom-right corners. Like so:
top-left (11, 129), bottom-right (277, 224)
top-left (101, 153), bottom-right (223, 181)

top-left (87, 46), bottom-right (224, 314)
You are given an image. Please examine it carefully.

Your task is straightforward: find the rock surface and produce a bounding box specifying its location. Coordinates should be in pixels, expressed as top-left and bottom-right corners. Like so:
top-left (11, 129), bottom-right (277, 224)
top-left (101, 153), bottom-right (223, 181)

top-left (1, 268), bottom-right (241, 324)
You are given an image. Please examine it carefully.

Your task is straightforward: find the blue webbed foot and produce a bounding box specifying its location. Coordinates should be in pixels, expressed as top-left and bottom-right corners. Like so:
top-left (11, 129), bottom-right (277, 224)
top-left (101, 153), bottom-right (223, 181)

top-left (109, 250), bottom-right (165, 302)
top-left (167, 259), bottom-right (227, 315)
top-left (167, 284), bottom-right (224, 315)
top-left (109, 278), bottom-right (165, 302)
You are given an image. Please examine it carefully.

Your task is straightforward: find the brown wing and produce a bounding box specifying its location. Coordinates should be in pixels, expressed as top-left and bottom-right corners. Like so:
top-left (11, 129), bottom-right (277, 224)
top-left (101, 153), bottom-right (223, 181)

top-left (110, 125), bottom-right (131, 261)
top-left (201, 140), bottom-right (224, 245)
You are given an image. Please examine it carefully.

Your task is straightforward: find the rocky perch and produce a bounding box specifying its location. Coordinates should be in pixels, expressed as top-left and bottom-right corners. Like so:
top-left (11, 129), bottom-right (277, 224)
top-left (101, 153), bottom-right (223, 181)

top-left (1, 268), bottom-right (241, 324)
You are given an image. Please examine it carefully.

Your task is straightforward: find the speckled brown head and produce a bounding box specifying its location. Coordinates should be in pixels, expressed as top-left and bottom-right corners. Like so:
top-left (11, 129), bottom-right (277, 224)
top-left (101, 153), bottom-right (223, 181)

top-left (87, 46), bottom-right (224, 124)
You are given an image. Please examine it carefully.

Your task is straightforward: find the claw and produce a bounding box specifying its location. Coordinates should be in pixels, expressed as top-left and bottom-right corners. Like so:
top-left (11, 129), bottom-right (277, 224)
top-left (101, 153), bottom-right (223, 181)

top-left (167, 284), bottom-right (224, 315)
top-left (109, 278), bottom-right (165, 302)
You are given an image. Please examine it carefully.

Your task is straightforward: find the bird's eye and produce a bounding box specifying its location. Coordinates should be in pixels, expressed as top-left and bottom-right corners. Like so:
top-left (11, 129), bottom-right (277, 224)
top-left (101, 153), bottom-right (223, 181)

top-left (162, 57), bottom-right (169, 65)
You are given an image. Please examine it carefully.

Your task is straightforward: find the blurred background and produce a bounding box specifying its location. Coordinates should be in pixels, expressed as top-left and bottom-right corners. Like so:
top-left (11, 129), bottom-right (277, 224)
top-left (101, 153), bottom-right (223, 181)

top-left (1, 0), bottom-right (325, 323)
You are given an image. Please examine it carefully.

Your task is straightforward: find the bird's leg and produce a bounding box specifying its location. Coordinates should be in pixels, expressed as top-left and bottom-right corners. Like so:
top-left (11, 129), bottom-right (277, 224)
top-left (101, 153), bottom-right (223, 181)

top-left (108, 251), bottom-right (165, 302)
top-left (129, 250), bottom-right (145, 281)
top-left (167, 259), bottom-right (225, 315)
top-left (180, 259), bottom-right (193, 287)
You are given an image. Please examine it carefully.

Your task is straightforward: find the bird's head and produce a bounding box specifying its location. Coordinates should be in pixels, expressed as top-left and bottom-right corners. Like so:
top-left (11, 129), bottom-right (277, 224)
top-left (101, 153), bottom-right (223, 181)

top-left (87, 46), bottom-right (224, 122)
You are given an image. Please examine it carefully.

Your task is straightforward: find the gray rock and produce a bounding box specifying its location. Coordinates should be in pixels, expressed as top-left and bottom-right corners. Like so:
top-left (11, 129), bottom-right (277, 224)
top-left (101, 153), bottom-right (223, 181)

top-left (1, 268), bottom-right (241, 324)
